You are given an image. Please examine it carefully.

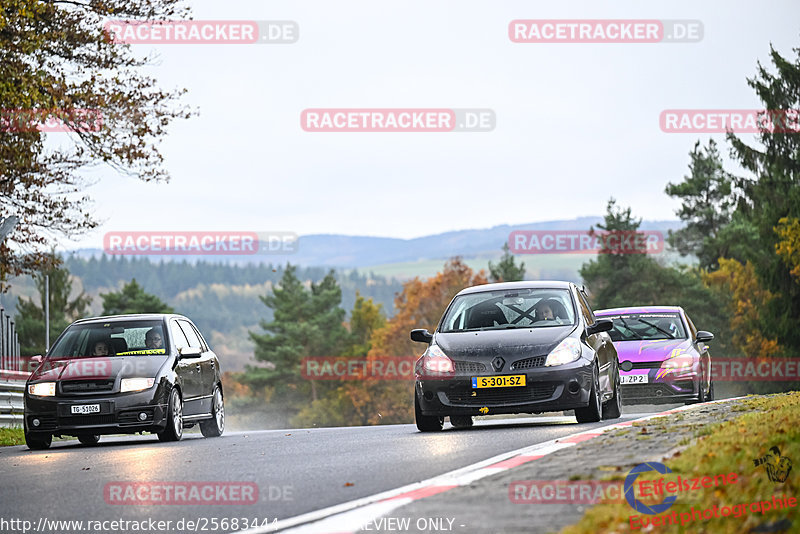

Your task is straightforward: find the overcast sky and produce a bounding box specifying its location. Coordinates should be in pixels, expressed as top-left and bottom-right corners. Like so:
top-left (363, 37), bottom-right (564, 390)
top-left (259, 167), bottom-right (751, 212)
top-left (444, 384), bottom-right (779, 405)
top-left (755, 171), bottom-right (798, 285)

top-left (63, 0), bottom-right (800, 249)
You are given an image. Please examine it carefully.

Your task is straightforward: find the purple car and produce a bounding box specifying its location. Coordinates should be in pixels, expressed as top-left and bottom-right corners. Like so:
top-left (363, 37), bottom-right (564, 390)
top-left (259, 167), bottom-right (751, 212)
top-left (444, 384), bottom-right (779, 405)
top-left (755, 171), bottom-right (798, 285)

top-left (593, 306), bottom-right (713, 405)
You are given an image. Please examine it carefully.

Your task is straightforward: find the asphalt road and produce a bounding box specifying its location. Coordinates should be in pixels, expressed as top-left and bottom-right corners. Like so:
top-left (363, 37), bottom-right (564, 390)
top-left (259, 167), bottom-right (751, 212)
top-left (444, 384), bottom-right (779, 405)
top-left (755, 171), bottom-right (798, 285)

top-left (0, 413), bottom-right (654, 533)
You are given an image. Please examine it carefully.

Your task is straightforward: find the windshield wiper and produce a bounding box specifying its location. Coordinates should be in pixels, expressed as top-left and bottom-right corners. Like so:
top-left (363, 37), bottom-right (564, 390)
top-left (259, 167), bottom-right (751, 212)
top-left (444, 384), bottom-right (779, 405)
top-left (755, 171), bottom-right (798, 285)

top-left (635, 319), bottom-right (675, 339)
top-left (618, 317), bottom-right (643, 340)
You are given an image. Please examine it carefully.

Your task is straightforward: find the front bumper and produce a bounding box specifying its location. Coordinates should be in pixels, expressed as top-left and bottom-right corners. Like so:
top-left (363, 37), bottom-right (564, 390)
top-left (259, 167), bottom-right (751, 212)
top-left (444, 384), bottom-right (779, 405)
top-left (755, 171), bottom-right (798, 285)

top-left (416, 357), bottom-right (594, 417)
top-left (23, 386), bottom-right (169, 436)
top-left (620, 372), bottom-right (699, 404)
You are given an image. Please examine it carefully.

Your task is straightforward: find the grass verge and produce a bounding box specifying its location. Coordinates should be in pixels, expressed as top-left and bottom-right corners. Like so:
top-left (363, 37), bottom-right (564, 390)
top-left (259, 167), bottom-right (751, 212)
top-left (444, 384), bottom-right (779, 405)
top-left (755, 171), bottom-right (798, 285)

top-left (0, 426), bottom-right (25, 446)
top-left (561, 392), bottom-right (799, 533)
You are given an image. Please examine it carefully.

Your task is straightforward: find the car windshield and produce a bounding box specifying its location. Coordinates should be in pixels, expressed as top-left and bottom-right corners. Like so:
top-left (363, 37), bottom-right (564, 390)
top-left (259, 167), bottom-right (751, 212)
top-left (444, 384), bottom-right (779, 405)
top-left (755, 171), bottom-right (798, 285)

top-left (48, 320), bottom-right (169, 358)
top-left (439, 288), bottom-right (576, 332)
top-left (604, 312), bottom-right (687, 341)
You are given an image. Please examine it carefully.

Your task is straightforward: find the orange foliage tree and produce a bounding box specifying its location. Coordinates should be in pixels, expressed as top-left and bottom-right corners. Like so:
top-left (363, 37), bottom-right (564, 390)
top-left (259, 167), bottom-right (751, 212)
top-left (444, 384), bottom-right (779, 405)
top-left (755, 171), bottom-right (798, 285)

top-left (369, 257), bottom-right (488, 359)
top-left (703, 258), bottom-right (781, 359)
top-left (775, 217), bottom-right (800, 282)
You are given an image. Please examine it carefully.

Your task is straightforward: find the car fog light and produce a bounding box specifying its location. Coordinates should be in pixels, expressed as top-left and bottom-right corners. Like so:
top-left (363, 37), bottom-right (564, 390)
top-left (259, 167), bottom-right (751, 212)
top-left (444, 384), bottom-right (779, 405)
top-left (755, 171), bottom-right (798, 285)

top-left (138, 412), bottom-right (148, 421)
top-left (32, 418), bottom-right (40, 427)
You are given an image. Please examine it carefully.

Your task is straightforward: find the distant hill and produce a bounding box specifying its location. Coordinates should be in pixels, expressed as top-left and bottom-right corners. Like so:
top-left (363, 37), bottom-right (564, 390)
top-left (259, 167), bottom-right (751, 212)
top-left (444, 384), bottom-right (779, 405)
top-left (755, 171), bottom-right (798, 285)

top-left (65, 217), bottom-right (683, 269)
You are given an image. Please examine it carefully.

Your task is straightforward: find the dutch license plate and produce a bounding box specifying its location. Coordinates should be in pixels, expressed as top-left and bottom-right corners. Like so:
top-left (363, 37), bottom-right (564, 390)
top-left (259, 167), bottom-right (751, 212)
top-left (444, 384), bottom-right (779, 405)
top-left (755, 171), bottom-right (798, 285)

top-left (472, 375), bottom-right (526, 389)
top-left (621, 374), bottom-right (649, 384)
top-left (70, 404), bottom-right (100, 415)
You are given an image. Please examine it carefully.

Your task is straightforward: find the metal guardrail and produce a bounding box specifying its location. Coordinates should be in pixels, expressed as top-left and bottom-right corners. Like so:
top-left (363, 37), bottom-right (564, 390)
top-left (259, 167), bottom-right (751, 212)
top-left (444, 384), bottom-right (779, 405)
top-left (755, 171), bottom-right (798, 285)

top-left (0, 380), bottom-right (26, 427)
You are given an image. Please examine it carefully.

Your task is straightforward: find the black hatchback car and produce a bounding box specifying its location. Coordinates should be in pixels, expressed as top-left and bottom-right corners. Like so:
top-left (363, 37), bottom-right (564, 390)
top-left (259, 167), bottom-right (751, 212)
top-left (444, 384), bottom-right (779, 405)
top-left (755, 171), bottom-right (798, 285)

top-left (24, 314), bottom-right (224, 449)
top-left (411, 281), bottom-right (620, 431)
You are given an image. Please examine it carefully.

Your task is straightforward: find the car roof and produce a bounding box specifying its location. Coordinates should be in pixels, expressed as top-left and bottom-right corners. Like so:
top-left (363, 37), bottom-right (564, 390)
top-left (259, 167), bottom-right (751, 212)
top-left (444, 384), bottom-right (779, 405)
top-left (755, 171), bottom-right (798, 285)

top-left (594, 306), bottom-right (685, 315)
top-left (455, 280), bottom-right (574, 296)
top-left (71, 313), bottom-right (189, 325)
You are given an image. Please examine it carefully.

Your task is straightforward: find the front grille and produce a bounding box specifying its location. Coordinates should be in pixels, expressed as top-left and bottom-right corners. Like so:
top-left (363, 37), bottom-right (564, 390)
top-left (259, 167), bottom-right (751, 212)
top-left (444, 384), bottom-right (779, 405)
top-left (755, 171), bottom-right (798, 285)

top-left (453, 360), bottom-right (487, 373)
top-left (621, 381), bottom-right (693, 399)
top-left (58, 414), bottom-right (115, 426)
top-left (445, 383), bottom-right (557, 405)
top-left (511, 356), bottom-right (546, 370)
top-left (630, 361), bottom-right (664, 370)
top-left (61, 380), bottom-right (115, 394)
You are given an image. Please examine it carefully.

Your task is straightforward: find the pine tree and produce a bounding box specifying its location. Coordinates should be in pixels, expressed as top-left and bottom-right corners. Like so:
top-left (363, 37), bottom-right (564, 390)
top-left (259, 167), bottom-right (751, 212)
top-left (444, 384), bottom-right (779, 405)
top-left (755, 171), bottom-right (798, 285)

top-left (489, 243), bottom-right (526, 282)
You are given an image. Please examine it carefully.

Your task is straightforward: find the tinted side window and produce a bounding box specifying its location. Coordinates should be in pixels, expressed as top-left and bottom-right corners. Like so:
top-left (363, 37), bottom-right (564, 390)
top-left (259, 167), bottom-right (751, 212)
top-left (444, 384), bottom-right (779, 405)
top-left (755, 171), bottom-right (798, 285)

top-left (170, 321), bottom-right (189, 352)
top-left (178, 320), bottom-right (203, 350)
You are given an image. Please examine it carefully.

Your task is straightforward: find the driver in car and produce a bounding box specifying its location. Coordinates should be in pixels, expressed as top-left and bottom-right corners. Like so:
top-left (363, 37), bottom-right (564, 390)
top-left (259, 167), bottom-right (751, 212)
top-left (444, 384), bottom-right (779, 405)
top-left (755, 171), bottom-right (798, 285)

top-left (536, 301), bottom-right (556, 321)
top-left (145, 329), bottom-right (164, 349)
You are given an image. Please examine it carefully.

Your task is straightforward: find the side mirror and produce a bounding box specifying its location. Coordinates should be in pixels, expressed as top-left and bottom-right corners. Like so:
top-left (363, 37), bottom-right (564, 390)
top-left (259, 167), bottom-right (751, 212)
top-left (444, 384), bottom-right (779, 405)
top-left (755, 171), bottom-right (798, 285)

top-left (31, 355), bottom-right (43, 365)
top-left (410, 329), bottom-right (433, 344)
top-left (586, 319), bottom-right (613, 336)
top-left (696, 331), bottom-right (714, 343)
top-left (178, 347), bottom-right (202, 359)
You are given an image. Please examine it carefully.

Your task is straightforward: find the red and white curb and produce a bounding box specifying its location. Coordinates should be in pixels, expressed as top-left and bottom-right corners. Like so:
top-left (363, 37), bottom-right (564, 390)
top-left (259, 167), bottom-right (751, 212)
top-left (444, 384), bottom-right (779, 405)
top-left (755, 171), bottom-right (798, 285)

top-left (239, 398), bottom-right (743, 534)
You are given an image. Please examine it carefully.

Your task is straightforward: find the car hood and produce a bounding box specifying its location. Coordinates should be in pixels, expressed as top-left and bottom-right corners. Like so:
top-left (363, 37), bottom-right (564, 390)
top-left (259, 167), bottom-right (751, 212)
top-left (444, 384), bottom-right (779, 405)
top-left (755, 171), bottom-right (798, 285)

top-left (614, 339), bottom-right (694, 362)
top-left (434, 325), bottom-right (576, 359)
top-left (29, 355), bottom-right (169, 382)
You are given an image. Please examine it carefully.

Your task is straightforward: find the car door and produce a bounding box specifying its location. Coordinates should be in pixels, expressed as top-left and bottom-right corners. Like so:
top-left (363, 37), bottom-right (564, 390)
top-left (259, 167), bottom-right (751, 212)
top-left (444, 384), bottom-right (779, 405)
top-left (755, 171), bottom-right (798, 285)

top-left (576, 288), bottom-right (615, 395)
top-left (177, 320), bottom-right (214, 415)
top-left (685, 312), bottom-right (711, 391)
top-left (169, 320), bottom-right (203, 416)
top-left (186, 321), bottom-right (220, 397)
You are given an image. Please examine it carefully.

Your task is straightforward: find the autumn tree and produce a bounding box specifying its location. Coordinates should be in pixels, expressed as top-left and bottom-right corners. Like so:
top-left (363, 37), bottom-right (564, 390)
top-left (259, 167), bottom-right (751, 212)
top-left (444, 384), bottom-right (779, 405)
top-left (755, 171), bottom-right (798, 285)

top-left (369, 257), bottom-right (488, 359)
top-left (0, 0), bottom-right (193, 290)
top-left (775, 217), bottom-right (800, 282)
top-left (703, 258), bottom-right (781, 359)
top-left (724, 41), bottom-right (800, 351)
top-left (293, 294), bottom-right (388, 427)
top-left (489, 243), bottom-right (526, 282)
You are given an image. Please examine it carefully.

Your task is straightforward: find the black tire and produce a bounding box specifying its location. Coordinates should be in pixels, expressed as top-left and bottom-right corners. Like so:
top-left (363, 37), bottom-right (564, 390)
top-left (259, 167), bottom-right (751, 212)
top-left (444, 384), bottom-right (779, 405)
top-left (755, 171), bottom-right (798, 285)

top-left (157, 388), bottom-right (183, 442)
top-left (415, 393), bottom-right (443, 432)
top-left (25, 432), bottom-right (52, 450)
top-left (602, 372), bottom-right (622, 420)
top-left (706, 380), bottom-right (715, 401)
top-left (450, 415), bottom-right (474, 429)
top-left (78, 434), bottom-right (100, 446)
top-left (685, 379), bottom-right (706, 405)
top-left (200, 386), bottom-right (224, 438)
top-left (575, 364), bottom-right (602, 423)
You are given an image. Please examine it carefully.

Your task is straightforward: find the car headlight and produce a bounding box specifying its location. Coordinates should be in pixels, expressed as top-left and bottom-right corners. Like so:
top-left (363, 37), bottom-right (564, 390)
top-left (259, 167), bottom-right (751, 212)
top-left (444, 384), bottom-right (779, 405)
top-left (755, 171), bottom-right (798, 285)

top-left (545, 338), bottom-right (582, 366)
top-left (120, 378), bottom-right (156, 393)
top-left (28, 382), bottom-right (56, 397)
top-left (663, 355), bottom-right (695, 374)
top-left (416, 344), bottom-right (455, 378)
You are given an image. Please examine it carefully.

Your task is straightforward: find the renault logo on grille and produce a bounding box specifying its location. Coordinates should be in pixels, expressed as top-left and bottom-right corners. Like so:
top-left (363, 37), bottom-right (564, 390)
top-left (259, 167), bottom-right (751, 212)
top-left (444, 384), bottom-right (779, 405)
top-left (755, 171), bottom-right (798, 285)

top-left (492, 357), bottom-right (505, 371)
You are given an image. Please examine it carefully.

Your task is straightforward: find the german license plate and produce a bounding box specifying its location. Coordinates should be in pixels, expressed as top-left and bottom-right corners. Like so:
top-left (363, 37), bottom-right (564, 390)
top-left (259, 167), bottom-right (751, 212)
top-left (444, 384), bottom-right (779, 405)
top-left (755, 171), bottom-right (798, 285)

top-left (621, 374), bottom-right (649, 384)
top-left (472, 375), bottom-right (526, 389)
top-left (70, 404), bottom-right (100, 415)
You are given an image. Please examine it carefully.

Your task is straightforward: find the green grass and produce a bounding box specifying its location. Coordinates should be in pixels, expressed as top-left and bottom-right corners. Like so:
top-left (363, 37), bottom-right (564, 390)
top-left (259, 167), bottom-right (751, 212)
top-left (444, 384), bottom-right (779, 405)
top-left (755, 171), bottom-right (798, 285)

top-left (0, 427), bottom-right (25, 446)
top-left (561, 392), bottom-right (800, 533)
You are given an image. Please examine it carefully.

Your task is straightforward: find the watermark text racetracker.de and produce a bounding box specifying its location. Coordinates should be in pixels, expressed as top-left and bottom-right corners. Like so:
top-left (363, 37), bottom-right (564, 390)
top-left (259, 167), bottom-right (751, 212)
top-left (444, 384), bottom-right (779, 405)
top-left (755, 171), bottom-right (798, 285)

top-left (0, 108), bottom-right (103, 132)
top-left (103, 231), bottom-right (298, 256)
top-left (104, 20), bottom-right (298, 44)
top-left (711, 357), bottom-right (800, 381)
top-left (509, 230), bottom-right (664, 254)
top-left (300, 109), bottom-right (495, 132)
top-left (509, 20), bottom-right (703, 43)
top-left (660, 109), bottom-right (800, 133)
top-left (302, 356), bottom-right (415, 380)
top-left (0, 516), bottom-right (278, 533)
